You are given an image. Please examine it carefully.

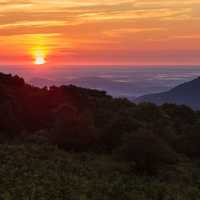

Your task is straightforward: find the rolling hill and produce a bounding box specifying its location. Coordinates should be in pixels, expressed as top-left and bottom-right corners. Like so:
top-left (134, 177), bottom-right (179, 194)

top-left (1, 72), bottom-right (200, 199)
top-left (135, 77), bottom-right (200, 109)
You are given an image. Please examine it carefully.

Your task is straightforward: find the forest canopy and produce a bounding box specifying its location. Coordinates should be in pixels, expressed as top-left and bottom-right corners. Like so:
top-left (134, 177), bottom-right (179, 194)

top-left (0, 72), bottom-right (200, 199)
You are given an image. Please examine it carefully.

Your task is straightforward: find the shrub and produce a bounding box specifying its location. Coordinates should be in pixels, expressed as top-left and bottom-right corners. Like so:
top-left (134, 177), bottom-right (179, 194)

top-left (116, 129), bottom-right (178, 174)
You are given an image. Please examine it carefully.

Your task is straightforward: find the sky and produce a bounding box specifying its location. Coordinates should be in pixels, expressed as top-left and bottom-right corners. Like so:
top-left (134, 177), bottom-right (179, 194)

top-left (0, 0), bottom-right (200, 66)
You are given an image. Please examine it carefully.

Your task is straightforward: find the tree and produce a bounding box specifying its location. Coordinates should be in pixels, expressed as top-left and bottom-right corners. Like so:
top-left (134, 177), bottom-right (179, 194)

top-left (116, 129), bottom-right (177, 174)
top-left (50, 104), bottom-right (96, 150)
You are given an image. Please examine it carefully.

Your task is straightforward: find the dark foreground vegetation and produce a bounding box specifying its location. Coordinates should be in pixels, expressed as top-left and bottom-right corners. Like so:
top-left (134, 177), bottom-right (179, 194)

top-left (1, 144), bottom-right (200, 200)
top-left (0, 73), bottom-right (200, 199)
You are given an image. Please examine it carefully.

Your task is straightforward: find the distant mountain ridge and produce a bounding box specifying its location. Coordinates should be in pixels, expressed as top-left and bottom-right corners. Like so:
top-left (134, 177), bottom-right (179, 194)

top-left (135, 77), bottom-right (200, 109)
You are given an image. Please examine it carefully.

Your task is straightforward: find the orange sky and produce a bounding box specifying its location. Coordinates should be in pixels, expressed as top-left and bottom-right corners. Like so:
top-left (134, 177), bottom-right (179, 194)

top-left (0, 0), bottom-right (200, 65)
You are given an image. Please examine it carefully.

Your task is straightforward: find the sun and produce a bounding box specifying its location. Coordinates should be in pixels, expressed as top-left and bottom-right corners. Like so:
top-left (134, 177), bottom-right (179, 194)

top-left (28, 34), bottom-right (51, 65)
top-left (35, 55), bottom-right (46, 65)
top-left (32, 48), bottom-right (47, 65)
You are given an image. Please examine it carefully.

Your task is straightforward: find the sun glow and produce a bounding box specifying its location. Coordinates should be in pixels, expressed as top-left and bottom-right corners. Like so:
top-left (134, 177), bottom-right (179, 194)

top-left (28, 34), bottom-right (52, 65)
top-left (35, 55), bottom-right (46, 65)
top-left (32, 48), bottom-right (48, 65)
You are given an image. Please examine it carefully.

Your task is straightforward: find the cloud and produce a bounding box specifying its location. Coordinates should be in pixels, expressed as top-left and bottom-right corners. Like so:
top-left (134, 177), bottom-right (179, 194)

top-left (0, 0), bottom-right (200, 64)
top-left (103, 27), bottom-right (166, 38)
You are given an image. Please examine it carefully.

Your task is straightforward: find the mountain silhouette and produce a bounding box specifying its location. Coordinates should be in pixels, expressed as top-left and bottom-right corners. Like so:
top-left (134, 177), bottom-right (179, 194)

top-left (135, 77), bottom-right (200, 109)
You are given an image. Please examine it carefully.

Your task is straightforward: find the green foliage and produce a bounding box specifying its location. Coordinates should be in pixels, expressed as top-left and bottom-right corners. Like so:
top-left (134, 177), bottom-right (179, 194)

top-left (0, 144), bottom-right (199, 200)
top-left (1, 73), bottom-right (200, 199)
top-left (175, 120), bottom-right (200, 158)
top-left (115, 129), bottom-right (178, 174)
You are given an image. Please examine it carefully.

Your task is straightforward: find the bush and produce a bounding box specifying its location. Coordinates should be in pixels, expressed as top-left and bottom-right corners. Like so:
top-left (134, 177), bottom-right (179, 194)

top-left (116, 129), bottom-right (178, 174)
top-left (0, 144), bottom-right (199, 200)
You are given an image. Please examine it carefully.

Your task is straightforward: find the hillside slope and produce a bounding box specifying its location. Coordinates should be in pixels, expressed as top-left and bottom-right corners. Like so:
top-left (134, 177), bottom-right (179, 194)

top-left (1, 72), bottom-right (200, 199)
top-left (135, 77), bottom-right (200, 109)
top-left (0, 73), bottom-right (200, 166)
